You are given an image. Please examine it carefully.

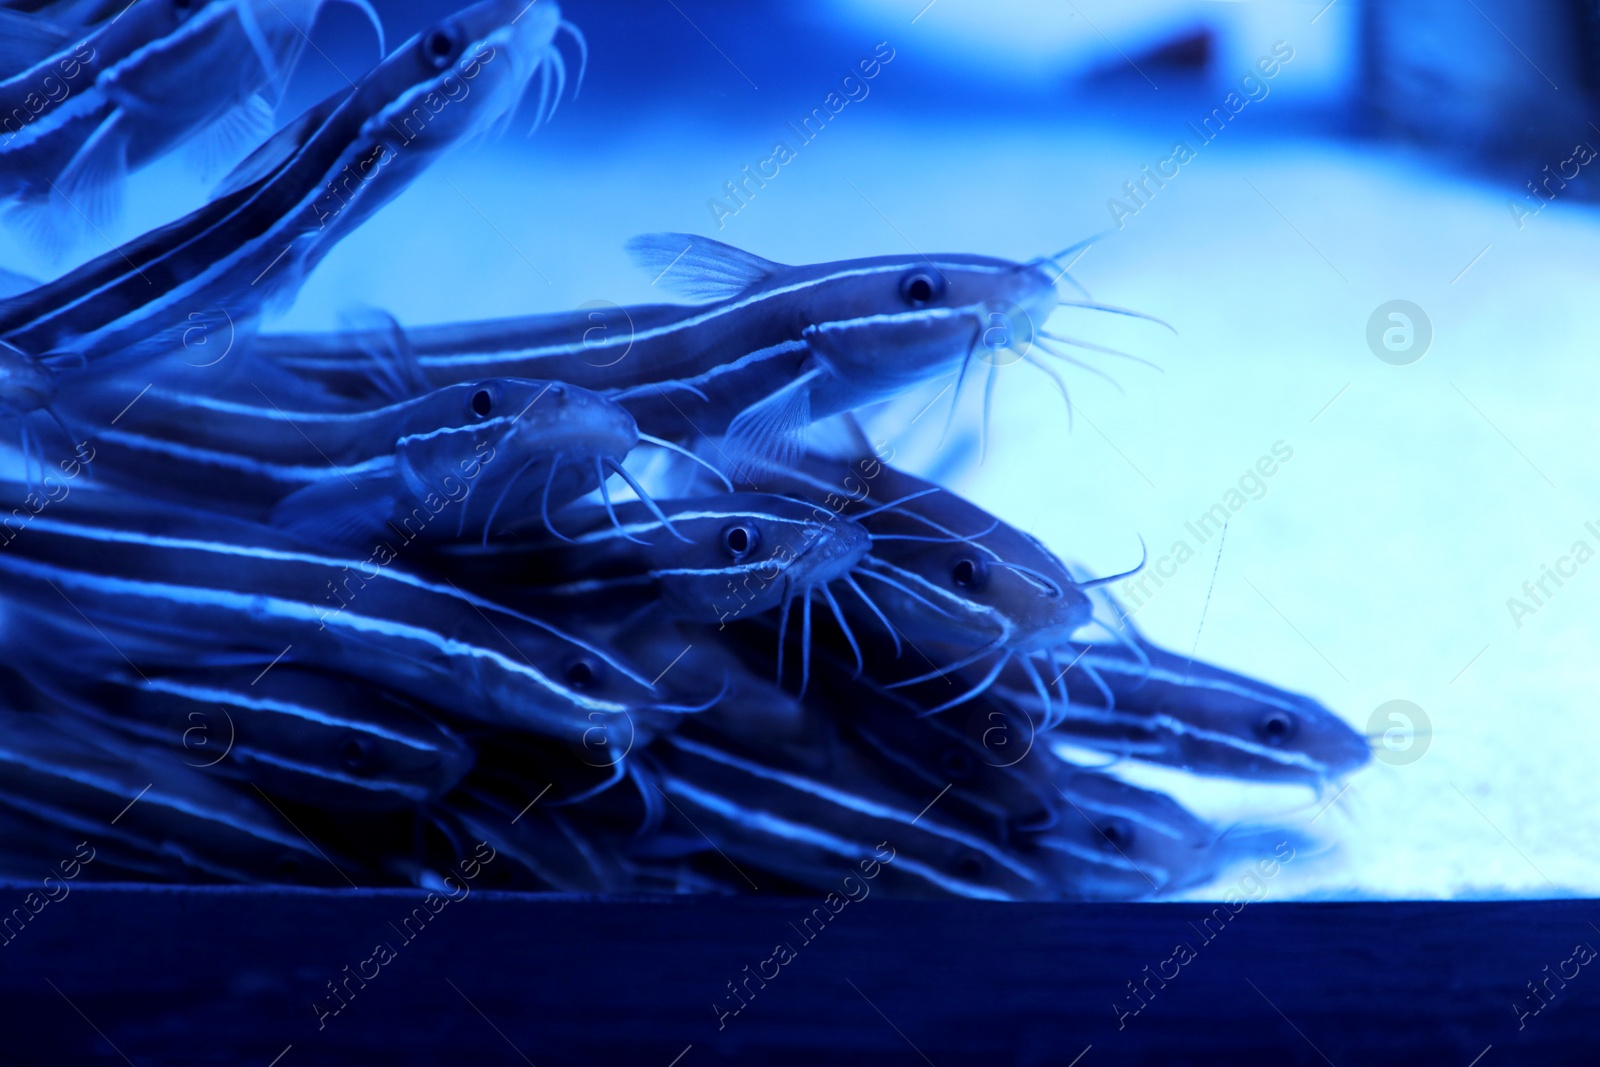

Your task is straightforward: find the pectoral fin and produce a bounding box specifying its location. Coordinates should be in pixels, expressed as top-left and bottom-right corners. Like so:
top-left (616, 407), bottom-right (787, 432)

top-left (271, 475), bottom-right (398, 547)
top-left (56, 108), bottom-right (128, 226)
top-left (722, 367), bottom-right (823, 481)
top-left (186, 94), bottom-right (277, 179)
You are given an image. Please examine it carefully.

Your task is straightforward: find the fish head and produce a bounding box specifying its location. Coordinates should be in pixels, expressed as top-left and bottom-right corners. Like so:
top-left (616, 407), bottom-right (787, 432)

top-left (794, 253), bottom-right (1061, 403)
top-left (480, 622), bottom-right (663, 761)
top-left (393, 379), bottom-right (633, 509)
top-left (1095, 650), bottom-right (1373, 786)
top-left (858, 528), bottom-right (1092, 653)
top-left (361, 0), bottom-right (567, 153)
top-left (1041, 762), bottom-right (1221, 899)
top-left (642, 493), bottom-right (870, 622)
top-left (1165, 677), bottom-right (1373, 786)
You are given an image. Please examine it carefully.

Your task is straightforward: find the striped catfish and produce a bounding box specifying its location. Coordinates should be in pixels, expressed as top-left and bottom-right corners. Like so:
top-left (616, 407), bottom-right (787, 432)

top-left (0, 0), bottom-right (376, 236)
top-left (617, 625), bottom-right (1221, 899)
top-left (253, 232), bottom-right (1143, 475)
top-left (65, 371), bottom-right (652, 543)
top-left (608, 616), bottom-right (807, 743)
top-left (64, 372), bottom-right (554, 510)
top-left (0, 694), bottom-right (353, 883)
top-left (271, 380), bottom-right (695, 548)
top-left (746, 453), bottom-right (1145, 713)
top-left (0, 9), bottom-right (77, 80)
top-left (0, 0), bottom-right (570, 386)
top-left (434, 492), bottom-right (871, 631)
top-left (795, 640), bottom-right (1227, 898)
top-left (1018, 636), bottom-right (1372, 787)
top-left (0, 0), bottom-right (119, 34)
top-left (0, 801), bottom-right (192, 884)
top-left (0, 487), bottom-right (677, 745)
top-left (647, 694), bottom-right (1218, 901)
top-left (29, 658), bottom-right (474, 809)
top-left (438, 491), bottom-right (888, 695)
top-left (645, 732), bottom-right (1042, 901)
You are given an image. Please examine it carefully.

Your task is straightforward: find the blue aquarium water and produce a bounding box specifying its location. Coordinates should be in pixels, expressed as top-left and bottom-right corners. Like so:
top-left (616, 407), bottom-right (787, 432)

top-left (0, 0), bottom-right (1593, 917)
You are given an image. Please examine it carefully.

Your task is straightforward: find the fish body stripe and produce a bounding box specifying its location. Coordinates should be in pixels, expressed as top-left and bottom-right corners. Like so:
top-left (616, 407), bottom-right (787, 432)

top-left (403, 259), bottom-right (1015, 367)
top-left (659, 774), bottom-right (1017, 902)
top-left (95, 427), bottom-right (396, 483)
top-left (0, 509), bottom-right (655, 722)
top-left (0, 11), bottom-right (553, 363)
top-left (0, 551), bottom-right (629, 715)
top-left (665, 733), bottom-right (1039, 880)
top-left (138, 676), bottom-right (441, 752)
top-left (16, 512), bottom-right (644, 678)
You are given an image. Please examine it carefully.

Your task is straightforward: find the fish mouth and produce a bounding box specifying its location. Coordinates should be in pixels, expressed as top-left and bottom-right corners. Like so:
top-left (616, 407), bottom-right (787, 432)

top-left (504, 422), bottom-right (633, 460)
top-left (1011, 607), bottom-right (1095, 655)
top-left (785, 521), bottom-right (869, 588)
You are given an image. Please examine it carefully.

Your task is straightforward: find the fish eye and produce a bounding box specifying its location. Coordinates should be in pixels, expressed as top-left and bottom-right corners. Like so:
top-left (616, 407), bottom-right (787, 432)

top-left (421, 26), bottom-right (461, 69)
top-left (564, 656), bottom-right (604, 689)
top-left (1096, 818), bottom-right (1134, 851)
top-left (721, 523), bottom-right (759, 560)
top-left (337, 736), bottom-right (374, 772)
top-left (470, 388), bottom-right (494, 419)
top-left (1255, 710), bottom-right (1297, 746)
top-left (899, 270), bottom-right (944, 307)
top-left (951, 556), bottom-right (987, 590)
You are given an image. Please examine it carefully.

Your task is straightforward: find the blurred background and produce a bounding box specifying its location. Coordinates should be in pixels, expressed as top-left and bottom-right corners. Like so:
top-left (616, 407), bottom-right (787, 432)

top-left (8, 0), bottom-right (1598, 900)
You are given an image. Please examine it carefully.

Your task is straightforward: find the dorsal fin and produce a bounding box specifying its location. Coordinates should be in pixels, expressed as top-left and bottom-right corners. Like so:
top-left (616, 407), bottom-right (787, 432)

top-left (624, 232), bottom-right (784, 301)
top-left (337, 306), bottom-right (429, 404)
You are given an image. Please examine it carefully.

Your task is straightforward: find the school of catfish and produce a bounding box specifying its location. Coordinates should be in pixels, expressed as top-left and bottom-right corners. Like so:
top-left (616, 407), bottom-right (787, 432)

top-left (0, 0), bottom-right (1370, 898)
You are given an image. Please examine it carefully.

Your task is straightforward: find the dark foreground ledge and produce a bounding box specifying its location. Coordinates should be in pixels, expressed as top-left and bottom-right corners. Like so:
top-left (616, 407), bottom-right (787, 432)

top-left (0, 886), bottom-right (1595, 1064)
